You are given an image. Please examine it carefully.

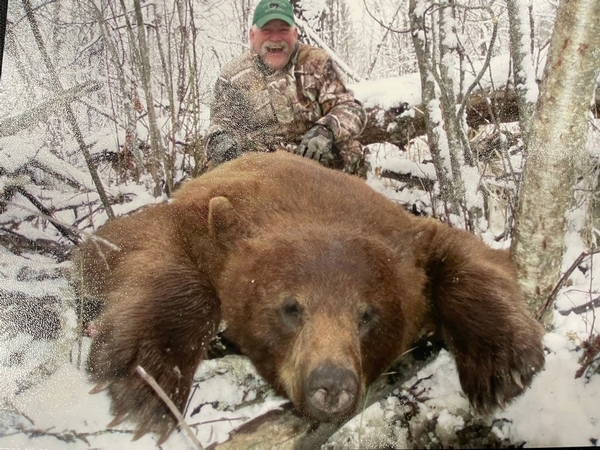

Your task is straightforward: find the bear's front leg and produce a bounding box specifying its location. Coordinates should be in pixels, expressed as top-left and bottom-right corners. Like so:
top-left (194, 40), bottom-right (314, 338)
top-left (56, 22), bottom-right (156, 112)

top-left (423, 222), bottom-right (545, 413)
top-left (87, 252), bottom-right (220, 442)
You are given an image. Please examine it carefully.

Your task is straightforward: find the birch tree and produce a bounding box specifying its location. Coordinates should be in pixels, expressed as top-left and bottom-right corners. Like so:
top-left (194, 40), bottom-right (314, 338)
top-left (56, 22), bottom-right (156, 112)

top-left (510, 0), bottom-right (600, 327)
top-left (130, 0), bottom-right (169, 196)
top-left (506, 0), bottom-right (539, 144)
top-left (409, 0), bottom-right (464, 219)
top-left (407, 0), bottom-right (500, 226)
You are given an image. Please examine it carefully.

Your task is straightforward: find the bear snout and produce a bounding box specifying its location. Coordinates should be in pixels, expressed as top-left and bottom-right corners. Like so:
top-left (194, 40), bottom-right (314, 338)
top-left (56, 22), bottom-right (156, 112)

top-left (304, 361), bottom-right (359, 421)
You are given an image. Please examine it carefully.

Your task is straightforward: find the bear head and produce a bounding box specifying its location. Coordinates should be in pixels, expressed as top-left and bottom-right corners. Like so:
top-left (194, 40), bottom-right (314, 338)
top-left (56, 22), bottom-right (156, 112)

top-left (210, 196), bottom-right (430, 422)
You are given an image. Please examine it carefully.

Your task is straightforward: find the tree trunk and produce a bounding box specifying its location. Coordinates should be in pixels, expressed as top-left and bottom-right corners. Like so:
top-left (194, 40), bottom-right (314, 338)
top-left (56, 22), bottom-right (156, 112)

top-left (91, 0), bottom-right (143, 181)
top-left (436, 0), bottom-right (471, 226)
top-left (131, 0), bottom-right (170, 196)
top-left (408, 0), bottom-right (463, 219)
top-left (510, 0), bottom-right (600, 327)
top-left (506, 0), bottom-right (539, 145)
top-left (186, 0), bottom-right (207, 177)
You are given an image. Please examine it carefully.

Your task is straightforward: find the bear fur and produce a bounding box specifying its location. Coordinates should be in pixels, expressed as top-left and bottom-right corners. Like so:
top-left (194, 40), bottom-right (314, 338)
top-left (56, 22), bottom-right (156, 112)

top-left (72, 151), bottom-right (545, 442)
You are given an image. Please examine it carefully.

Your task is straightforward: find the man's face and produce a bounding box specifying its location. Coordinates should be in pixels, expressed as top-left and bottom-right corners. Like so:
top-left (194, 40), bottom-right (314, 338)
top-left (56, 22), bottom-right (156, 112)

top-left (250, 19), bottom-right (299, 71)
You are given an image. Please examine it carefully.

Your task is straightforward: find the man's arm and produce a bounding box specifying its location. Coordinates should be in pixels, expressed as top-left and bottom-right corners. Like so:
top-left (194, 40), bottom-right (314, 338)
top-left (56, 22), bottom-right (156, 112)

top-left (205, 76), bottom-right (245, 164)
top-left (314, 59), bottom-right (366, 144)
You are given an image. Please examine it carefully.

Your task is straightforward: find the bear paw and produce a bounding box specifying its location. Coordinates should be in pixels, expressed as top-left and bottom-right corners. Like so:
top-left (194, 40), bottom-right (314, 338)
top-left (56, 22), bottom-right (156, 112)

top-left (88, 324), bottom-right (193, 443)
top-left (456, 331), bottom-right (545, 414)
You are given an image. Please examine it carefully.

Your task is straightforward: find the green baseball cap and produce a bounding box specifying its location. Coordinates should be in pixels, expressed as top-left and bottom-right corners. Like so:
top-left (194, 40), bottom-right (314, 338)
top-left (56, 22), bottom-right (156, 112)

top-left (252, 0), bottom-right (295, 28)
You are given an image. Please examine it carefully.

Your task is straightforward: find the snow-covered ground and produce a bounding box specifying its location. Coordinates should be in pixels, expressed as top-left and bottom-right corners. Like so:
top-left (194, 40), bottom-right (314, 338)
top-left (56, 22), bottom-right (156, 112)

top-left (0, 146), bottom-right (599, 449)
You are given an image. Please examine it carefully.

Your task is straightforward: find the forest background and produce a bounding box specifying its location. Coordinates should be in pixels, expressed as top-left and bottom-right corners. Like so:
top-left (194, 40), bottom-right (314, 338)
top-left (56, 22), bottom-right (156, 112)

top-left (0, 0), bottom-right (600, 448)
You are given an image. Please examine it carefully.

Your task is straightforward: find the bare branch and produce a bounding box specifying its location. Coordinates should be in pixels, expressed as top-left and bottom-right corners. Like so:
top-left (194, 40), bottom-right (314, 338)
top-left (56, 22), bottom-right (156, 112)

top-left (136, 365), bottom-right (204, 450)
top-left (0, 81), bottom-right (101, 138)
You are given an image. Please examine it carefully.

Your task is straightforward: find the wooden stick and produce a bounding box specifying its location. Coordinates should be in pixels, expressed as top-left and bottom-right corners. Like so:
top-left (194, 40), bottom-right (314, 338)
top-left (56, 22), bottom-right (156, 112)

top-left (136, 365), bottom-right (204, 450)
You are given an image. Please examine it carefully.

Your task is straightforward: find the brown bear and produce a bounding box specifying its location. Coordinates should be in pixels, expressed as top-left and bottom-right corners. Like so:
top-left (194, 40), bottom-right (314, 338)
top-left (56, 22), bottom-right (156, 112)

top-left (72, 150), bottom-right (545, 443)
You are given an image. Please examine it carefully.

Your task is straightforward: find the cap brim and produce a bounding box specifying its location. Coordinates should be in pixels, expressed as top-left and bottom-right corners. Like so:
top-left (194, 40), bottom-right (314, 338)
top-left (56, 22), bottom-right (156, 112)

top-left (255, 13), bottom-right (294, 28)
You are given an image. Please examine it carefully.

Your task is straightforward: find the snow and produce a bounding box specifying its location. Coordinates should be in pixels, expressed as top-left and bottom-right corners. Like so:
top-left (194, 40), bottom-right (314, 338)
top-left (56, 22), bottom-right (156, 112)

top-left (2, 347), bottom-right (287, 449)
top-left (326, 396), bottom-right (411, 448)
top-left (350, 72), bottom-right (422, 110)
top-left (376, 155), bottom-right (436, 181)
top-left (499, 332), bottom-right (600, 447)
top-left (349, 54), bottom-right (516, 111)
top-left (0, 133), bottom-right (118, 196)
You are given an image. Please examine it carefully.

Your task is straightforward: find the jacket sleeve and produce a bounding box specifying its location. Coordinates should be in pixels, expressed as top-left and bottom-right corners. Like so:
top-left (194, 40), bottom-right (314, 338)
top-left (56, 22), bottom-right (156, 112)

top-left (314, 60), bottom-right (366, 144)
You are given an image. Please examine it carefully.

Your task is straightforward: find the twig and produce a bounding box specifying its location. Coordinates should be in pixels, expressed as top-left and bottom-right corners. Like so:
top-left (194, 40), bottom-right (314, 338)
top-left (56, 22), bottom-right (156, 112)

top-left (588, 251), bottom-right (597, 338)
top-left (575, 334), bottom-right (600, 379)
top-left (558, 296), bottom-right (600, 316)
top-left (0, 81), bottom-right (101, 137)
top-left (6, 200), bottom-right (119, 251)
top-left (189, 416), bottom-right (248, 427)
top-left (8, 423), bottom-right (134, 444)
top-left (135, 365), bottom-right (204, 450)
top-left (537, 248), bottom-right (600, 319)
top-left (361, 0), bottom-right (412, 35)
top-left (14, 186), bottom-right (80, 244)
top-left (456, 8), bottom-right (499, 121)
top-left (0, 226), bottom-right (71, 261)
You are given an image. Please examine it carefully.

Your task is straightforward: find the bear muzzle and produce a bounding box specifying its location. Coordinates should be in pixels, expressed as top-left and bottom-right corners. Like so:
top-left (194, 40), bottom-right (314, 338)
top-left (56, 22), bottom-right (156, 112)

top-left (303, 361), bottom-right (359, 421)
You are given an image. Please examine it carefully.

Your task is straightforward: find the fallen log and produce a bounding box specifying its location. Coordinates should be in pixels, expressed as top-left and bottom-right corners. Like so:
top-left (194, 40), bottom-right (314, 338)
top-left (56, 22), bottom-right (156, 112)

top-left (359, 86), bottom-right (600, 148)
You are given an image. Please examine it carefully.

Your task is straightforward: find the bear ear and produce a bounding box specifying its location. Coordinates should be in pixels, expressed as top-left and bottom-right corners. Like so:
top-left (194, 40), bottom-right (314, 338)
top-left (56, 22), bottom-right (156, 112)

top-left (208, 196), bottom-right (248, 246)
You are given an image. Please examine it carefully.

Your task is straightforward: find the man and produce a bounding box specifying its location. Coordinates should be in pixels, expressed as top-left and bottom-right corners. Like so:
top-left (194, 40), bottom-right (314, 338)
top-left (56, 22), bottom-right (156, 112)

top-left (205, 0), bottom-right (368, 177)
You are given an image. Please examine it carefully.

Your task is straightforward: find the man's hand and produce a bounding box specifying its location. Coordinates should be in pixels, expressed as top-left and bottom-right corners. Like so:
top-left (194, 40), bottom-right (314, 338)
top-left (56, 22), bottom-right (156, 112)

top-left (207, 133), bottom-right (241, 164)
top-left (295, 125), bottom-right (335, 164)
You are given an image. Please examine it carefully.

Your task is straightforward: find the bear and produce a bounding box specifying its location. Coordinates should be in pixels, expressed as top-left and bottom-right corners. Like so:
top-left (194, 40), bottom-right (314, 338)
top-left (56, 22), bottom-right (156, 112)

top-left (72, 150), bottom-right (545, 444)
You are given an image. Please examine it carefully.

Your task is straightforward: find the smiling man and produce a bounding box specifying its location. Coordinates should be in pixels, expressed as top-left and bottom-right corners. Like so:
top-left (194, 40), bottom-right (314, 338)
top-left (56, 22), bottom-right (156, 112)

top-left (205, 0), bottom-right (368, 177)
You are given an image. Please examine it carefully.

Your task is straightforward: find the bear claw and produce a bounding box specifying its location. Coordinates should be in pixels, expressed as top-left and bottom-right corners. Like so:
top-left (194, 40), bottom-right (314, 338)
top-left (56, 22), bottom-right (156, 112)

top-left (132, 425), bottom-right (151, 441)
top-left (156, 423), bottom-right (176, 446)
top-left (511, 369), bottom-right (524, 389)
top-left (107, 413), bottom-right (128, 428)
top-left (89, 381), bottom-right (110, 395)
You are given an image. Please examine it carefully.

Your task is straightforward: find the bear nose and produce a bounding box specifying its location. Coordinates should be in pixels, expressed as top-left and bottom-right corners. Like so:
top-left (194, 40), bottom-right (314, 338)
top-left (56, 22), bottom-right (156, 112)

top-left (305, 362), bottom-right (358, 421)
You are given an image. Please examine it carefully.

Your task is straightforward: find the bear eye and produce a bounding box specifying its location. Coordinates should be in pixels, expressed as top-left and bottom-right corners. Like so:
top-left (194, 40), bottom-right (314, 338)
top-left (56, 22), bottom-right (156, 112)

top-left (280, 297), bottom-right (304, 329)
top-left (358, 306), bottom-right (379, 336)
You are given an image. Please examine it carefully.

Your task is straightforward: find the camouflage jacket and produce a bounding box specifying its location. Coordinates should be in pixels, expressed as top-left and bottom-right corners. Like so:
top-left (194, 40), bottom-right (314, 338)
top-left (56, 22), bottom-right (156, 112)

top-left (206, 43), bottom-right (366, 159)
